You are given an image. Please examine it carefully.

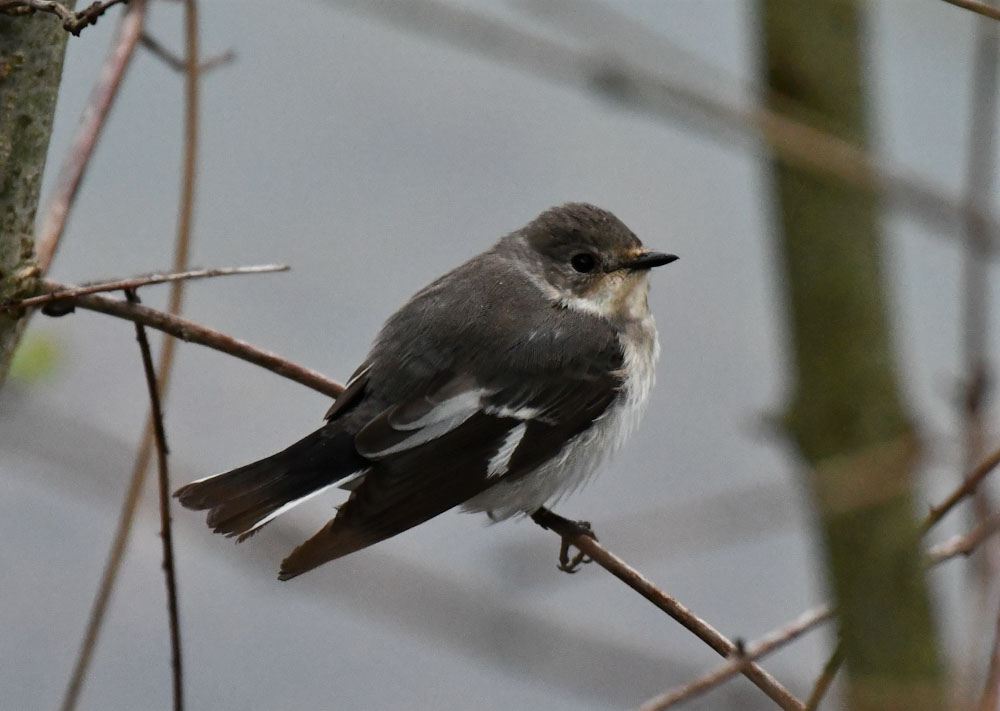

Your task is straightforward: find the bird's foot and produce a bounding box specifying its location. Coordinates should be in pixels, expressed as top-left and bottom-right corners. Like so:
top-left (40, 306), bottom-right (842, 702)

top-left (530, 507), bottom-right (598, 574)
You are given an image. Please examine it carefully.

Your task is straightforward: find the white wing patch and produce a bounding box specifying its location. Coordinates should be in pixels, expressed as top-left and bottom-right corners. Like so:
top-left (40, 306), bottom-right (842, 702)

top-left (243, 479), bottom-right (342, 535)
top-left (393, 388), bottom-right (484, 431)
top-left (359, 389), bottom-right (486, 458)
top-left (465, 318), bottom-right (660, 519)
top-left (487, 423), bottom-right (527, 479)
top-left (483, 405), bottom-right (540, 420)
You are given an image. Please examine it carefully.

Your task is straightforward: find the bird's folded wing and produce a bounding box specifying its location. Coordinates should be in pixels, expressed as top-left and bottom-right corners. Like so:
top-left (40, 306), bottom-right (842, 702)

top-left (278, 367), bottom-right (621, 579)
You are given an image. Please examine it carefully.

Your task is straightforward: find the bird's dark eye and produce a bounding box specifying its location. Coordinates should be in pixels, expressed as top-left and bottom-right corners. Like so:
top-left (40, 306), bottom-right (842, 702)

top-left (570, 253), bottom-right (597, 273)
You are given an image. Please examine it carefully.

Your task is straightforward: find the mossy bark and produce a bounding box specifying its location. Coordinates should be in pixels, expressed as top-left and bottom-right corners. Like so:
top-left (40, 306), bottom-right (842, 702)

top-left (757, 2), bottom-right (945, 709)
top-left (0, 9), bottom-right (73, 388)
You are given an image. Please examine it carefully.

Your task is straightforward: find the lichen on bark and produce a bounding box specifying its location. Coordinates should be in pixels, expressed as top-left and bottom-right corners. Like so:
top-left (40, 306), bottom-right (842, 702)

top-left (0, 9), bottom-right (74, 388)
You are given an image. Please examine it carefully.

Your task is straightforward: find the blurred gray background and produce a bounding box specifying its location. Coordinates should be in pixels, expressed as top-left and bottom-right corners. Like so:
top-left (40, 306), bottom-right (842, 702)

top-left (1, 1), bottom-right (994, 709)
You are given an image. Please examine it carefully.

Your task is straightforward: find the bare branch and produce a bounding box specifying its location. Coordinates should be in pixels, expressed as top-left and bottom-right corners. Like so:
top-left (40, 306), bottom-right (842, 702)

top-left (924, 446), bottom-right (1000, 531)
top-left (329, 0), bottom-right (1000, 251)
top-left (126, 289), bottom-right (183, 711)
top-left (639, 604), bottom-right (833, 711)
top-left (531, 509), bottom-right (804, 711)
top-left (975, 600), bottom-right (1000, 711)
top-left (62, 7), bottom-right (204, 705)
top-left (55, 5), bottom-right (151, 711)
top-left (959, 7), bottom-right (1000, 702)
top-left (639, 468), bottom-right (1000, 710)
top-left (140, 32), bottom-right (235, 74)
top-left (60, 409), bottom-right (149, 711)
top-left (803, 645), bottom-right (844, 711)
top-left (35, 0), bottom-right (146, 273)
top-left (940, 0), bottom-right (1000, 22)
top-left (0, 0), bottom-right (128, 34)
top-left (3, 264), bottom-right (288, 312)
top-left (927, 512), bottom-right (1000, 564)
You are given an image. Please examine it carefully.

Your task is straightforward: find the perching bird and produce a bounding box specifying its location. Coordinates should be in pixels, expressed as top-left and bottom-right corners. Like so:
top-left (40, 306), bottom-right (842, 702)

top-left (175, 203), bottom-right (676, 579)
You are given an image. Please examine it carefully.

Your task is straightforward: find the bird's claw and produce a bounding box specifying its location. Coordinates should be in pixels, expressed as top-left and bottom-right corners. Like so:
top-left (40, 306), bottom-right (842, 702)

top-left (556, 521), bottom-right (597, 575)
top-left (532, 507), bottom-right (598, 573)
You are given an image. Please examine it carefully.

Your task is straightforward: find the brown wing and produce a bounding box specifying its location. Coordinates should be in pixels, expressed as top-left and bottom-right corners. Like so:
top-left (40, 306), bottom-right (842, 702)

top-left (277, 366), bottom-right (621, 580)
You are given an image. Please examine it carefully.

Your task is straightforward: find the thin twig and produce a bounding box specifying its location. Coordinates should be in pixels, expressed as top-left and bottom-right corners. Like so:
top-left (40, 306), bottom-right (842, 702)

top-left (927, 512), bottom-right (1000, 564)
top-left (941, 0), bottom-right (1000, 22)
top-left (0, 0), bottom-right (128, 33)
top-left (140, 32), bottom-right (235, 74)
top-left (803, 644), bottom-right (845, 711)
top-left (126, 289), bottom-right (183, 711)
top-left (531, 509), bottom-right (804, 711)
top-left (42, 283), bottom-right (344, 398)
top-left (639, 605), bottom-right (833, 711)
top-left (60, 435), bottom-right (147, 711)
top-left (4, 264), bottom-right (288, 312)
top-left (960, 6), bottom-right (1000, 704)
top-left (35, 0), bottom-right (146, 274)
top-left (55, 6), bottom-right (150, 707)
top-left (60, 5), bottom-right (196, 708)
top-left (637, 468), bottom-right (1000, 710)
top-left (329, 0), bottom-right (1000, 250)
top-left (975, 600), bottom-right (1000, 711)
top-left (924, 445), bottom-right (1000, 531)
top-left (796, 488), bottom-right (1000, 711)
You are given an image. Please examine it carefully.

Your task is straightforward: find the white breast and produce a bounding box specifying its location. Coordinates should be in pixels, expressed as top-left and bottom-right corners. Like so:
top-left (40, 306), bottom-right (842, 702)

top-left (463, 316), bottom-right (659, 520)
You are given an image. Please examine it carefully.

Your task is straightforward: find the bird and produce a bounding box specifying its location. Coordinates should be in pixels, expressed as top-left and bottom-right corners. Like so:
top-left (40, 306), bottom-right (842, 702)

top-left (175, 203), bottom-right (677, 580)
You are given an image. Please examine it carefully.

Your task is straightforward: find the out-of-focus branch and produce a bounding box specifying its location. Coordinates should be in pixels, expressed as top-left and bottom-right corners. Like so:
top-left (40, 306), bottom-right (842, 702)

top-left (639, 490), bottom-right (1000, 710)
top-left (960, 10), bottom-right (1000, 703)
top-left (927, 512), bottom-right (1000, 564)
top-left (801, 464), bottom-right (1000, 711)
top-left (0, 0), bottom-right (126, 34)
top-left (35, 0), bottom-right (146, 273)
top-left (924, 446), bottom-right (1000, 531)
top-left (639, 604), bottom-right (832, 711)
top-left (140, 32), bottom-right (234, 74)
top-left (941, 0), bottom-right (1000, 22)
top-left (975, 602), bottom-right (1000, 711)
top-left (803, 645), bottom-right (845, 711)
top-left (531, 509), bottom-right (805, 711)
top-left (126, 289), bottom-right (183, 711)
top-left (759, 3), bottom-right (944, 709)
top-left (61, 5), bottom-right (202, 707)
top-left (3, 264), bottom-right (288, 312)
top-left (327, 0), bottom-right (1000, 251)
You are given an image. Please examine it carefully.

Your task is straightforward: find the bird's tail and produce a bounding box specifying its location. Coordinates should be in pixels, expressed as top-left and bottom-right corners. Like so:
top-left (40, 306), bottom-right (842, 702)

top-left (174, 426), bottom-right (365, 542)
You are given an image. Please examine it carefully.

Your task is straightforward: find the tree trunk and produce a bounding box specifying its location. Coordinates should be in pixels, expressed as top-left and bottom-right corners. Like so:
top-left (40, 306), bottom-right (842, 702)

top-left (757, 2), bottom-right (945, 709)
top-left (0, 9), bottom-right (73, 387)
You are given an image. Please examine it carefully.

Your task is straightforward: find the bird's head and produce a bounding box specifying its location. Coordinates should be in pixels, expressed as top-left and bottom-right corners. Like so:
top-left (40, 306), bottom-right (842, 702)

top-left (505, 202), bottom-right (677, 321)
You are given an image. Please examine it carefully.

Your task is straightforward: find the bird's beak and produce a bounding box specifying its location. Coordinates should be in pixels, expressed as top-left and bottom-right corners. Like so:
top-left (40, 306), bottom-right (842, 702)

top-left (622, 251), bottom-right (679, 270)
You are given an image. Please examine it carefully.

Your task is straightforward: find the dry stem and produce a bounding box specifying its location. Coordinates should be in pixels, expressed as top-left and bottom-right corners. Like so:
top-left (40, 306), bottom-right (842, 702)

top-left (140, 32), bottom-right (234, 73)
top-left (60, 3), bottom-right (199, 707)
top-left (924, 447), bottom-right (1000, 531)
top-left (127, 289), bottom-right (183, 711)
top-left (55, 5), bottom-right (151, 709)
top-left (639, 452), bottom-right (1000, 710)
top-left (34, 0), bottom-right (145, 273)
top-left (941, 0), bottom-right (1000, 21)
top-left (532, 509), bottom-right (805, 711)
top-left (4, 264), bottom-right (288, 312)
top-left (333, 0), bottom-right (1000, 250)
top-left (640, 605), bottom-right (833, 711)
